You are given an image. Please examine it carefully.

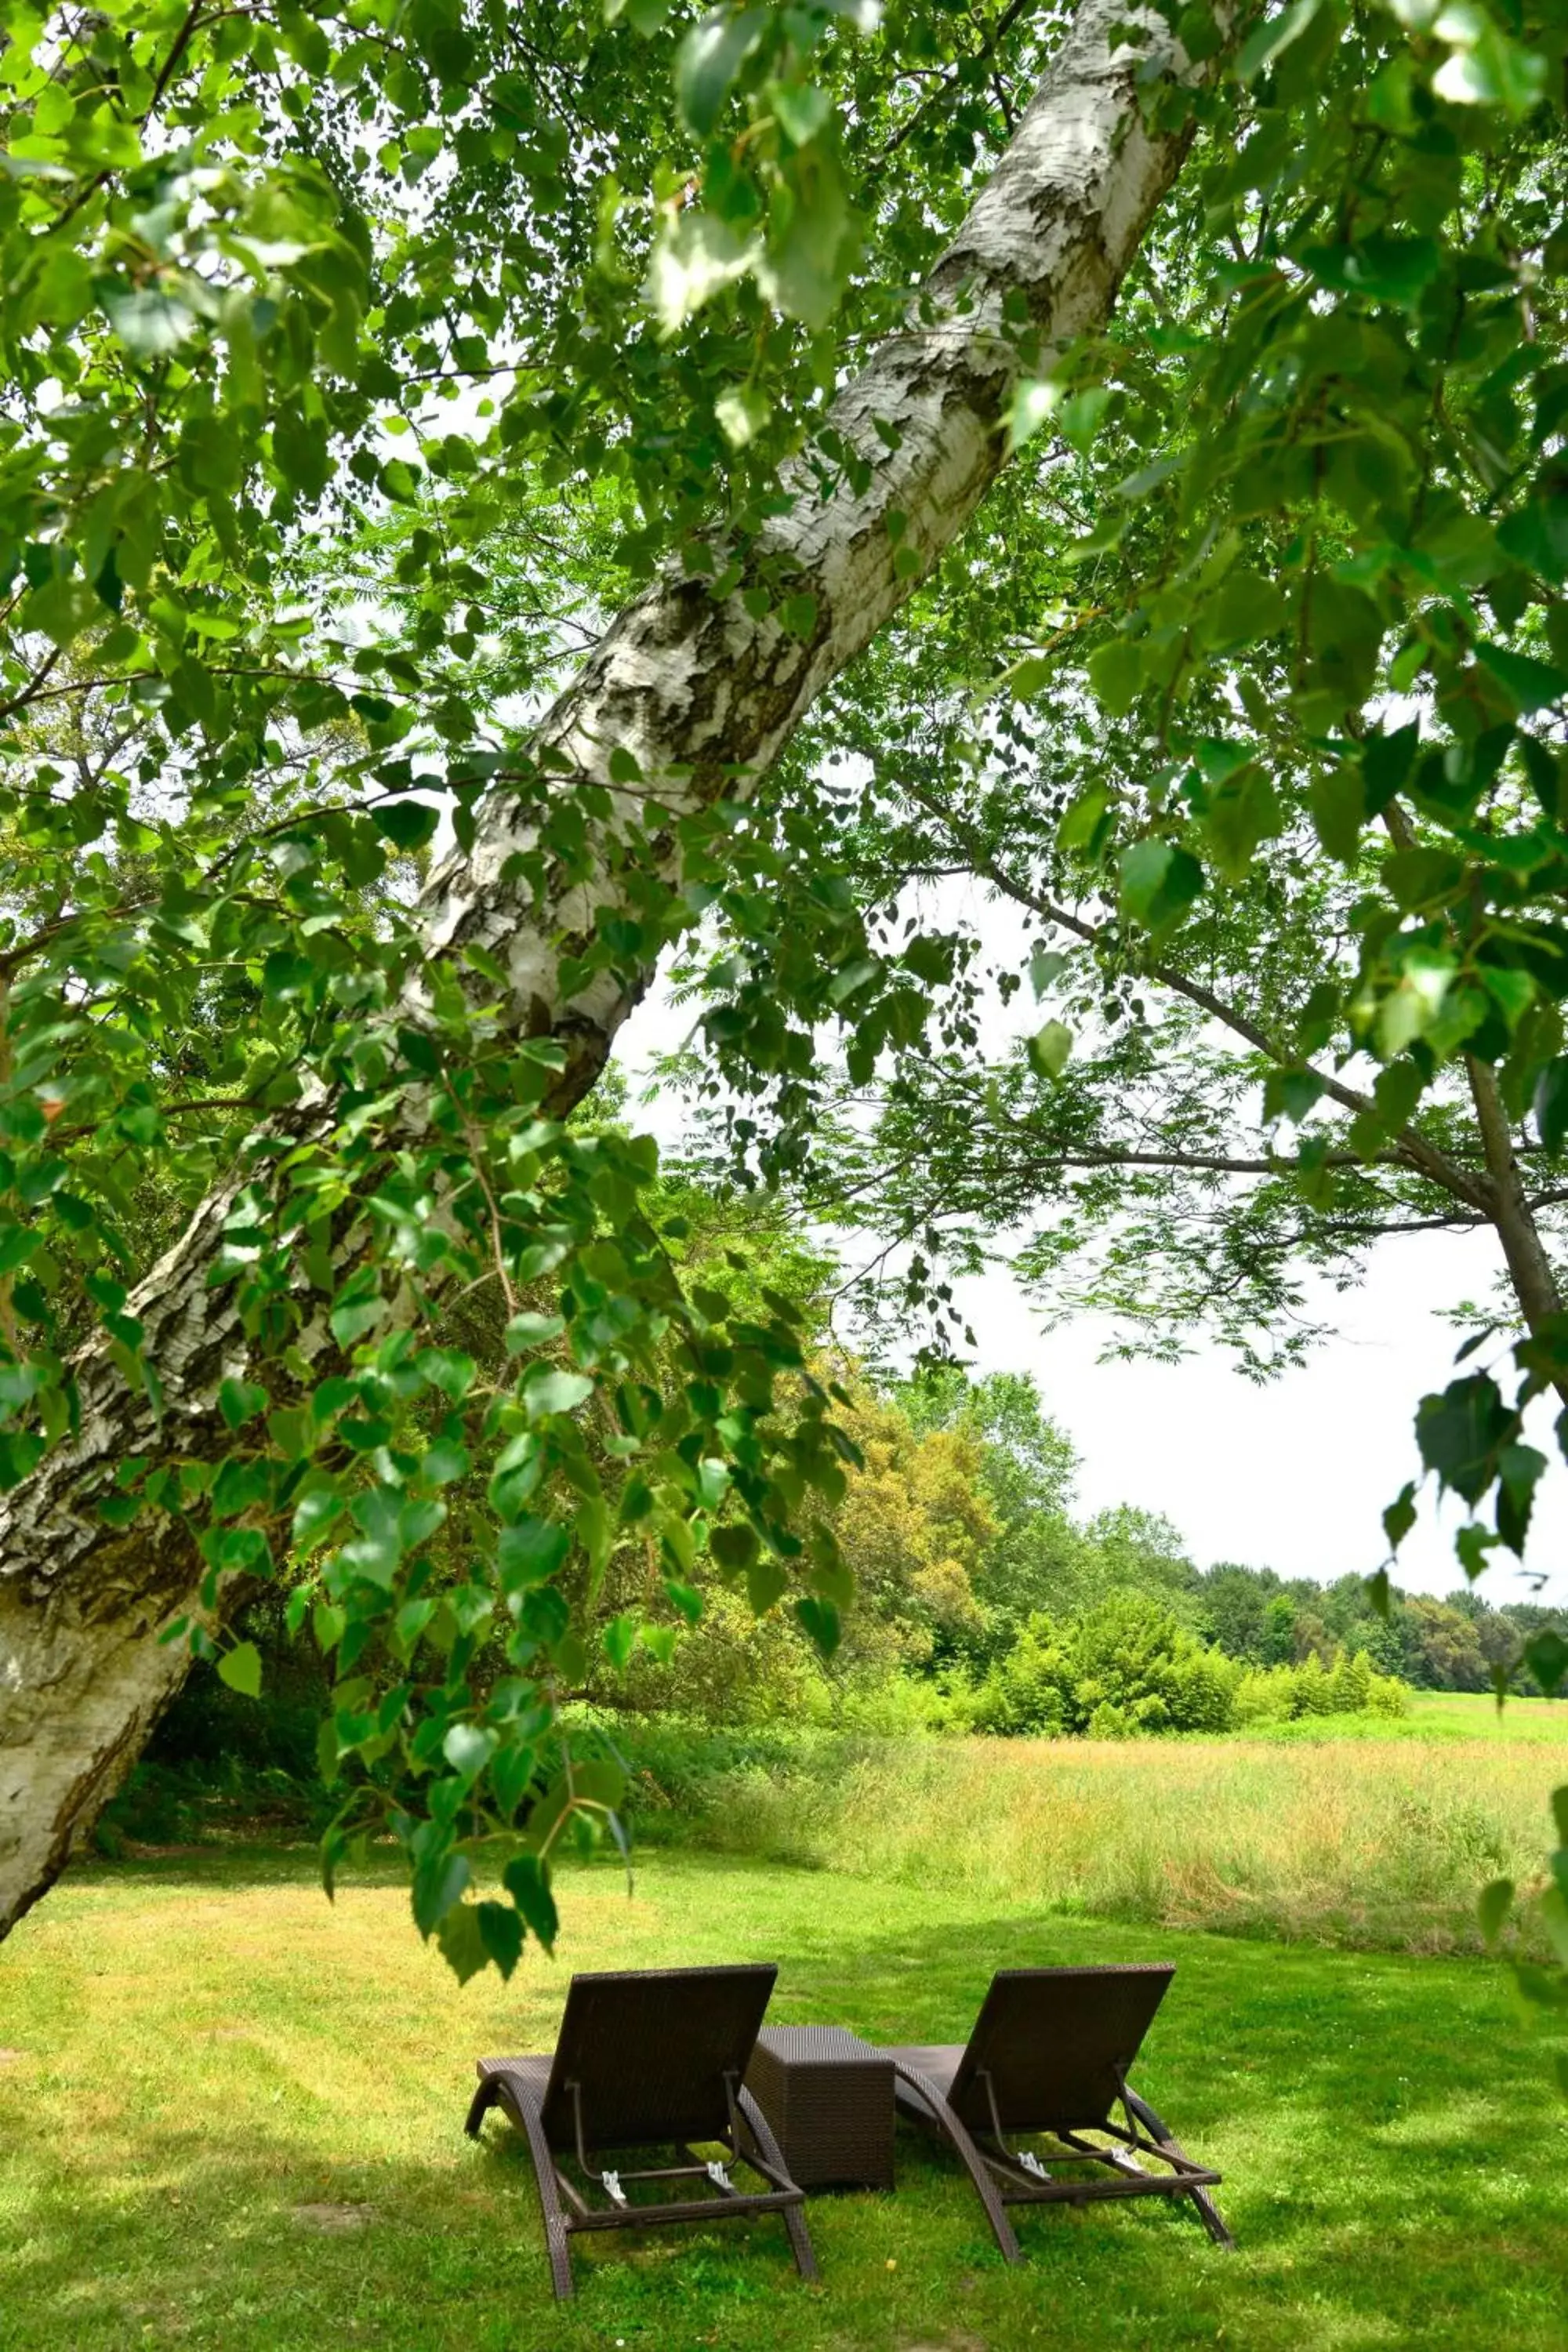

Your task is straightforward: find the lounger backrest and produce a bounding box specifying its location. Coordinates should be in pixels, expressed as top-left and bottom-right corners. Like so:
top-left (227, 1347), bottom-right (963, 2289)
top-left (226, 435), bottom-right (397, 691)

top-left (948, 1964), bottom-right (1175, 2132)
top-left (539, 1963), bottom-right (778, 2151)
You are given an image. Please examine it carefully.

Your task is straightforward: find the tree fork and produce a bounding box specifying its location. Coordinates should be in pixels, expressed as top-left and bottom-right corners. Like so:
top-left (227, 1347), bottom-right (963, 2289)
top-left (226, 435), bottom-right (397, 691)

top-left (0, 0), bottom-right (1223, 1940)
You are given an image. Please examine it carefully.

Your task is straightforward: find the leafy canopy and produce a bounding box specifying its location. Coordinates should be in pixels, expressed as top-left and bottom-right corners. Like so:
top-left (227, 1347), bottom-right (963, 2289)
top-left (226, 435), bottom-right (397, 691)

top-left (4, 0), bottom-right (1568, 2011)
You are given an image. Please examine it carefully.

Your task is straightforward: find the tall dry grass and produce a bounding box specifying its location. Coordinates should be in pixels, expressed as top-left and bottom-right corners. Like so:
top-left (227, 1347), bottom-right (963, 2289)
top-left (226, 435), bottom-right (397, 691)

top-left (669, 1730), bottom-right (1566, 1955)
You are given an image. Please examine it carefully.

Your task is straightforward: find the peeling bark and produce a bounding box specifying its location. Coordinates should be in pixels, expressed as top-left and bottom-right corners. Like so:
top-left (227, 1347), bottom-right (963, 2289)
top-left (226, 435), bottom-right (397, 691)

top-left (0, 0), bottom-right (1218, 1940)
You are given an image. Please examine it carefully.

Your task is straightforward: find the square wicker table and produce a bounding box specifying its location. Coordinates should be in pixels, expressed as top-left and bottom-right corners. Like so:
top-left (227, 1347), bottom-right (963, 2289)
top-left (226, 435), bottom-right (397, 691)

top-left (743, 2025), bottom-right (896, 2190)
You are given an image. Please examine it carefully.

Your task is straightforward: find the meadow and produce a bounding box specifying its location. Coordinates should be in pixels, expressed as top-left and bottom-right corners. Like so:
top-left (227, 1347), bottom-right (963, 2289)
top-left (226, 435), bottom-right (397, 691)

top-left (626, 1697), bottom-right (1568, 1957)
top-left (3, 1706), bottom-right (1565, 2352)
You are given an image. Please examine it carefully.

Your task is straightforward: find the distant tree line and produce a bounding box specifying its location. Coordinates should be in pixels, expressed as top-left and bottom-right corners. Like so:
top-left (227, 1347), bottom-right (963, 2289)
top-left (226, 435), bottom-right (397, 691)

top-left (896, 1367), bottom-right (1562, 1701)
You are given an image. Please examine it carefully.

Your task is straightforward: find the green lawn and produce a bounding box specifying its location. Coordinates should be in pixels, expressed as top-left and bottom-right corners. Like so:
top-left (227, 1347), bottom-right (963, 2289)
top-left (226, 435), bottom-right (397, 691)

top-left (2, 1843), bottom-right (1565, 2352)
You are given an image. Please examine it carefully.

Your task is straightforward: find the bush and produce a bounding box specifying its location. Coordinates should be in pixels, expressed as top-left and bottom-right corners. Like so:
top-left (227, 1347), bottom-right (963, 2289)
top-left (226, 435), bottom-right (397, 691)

top-left (1233, 1649), bottom-right (1407, 1730)
top-left (973, 1594), bottom-right (1408, 1740)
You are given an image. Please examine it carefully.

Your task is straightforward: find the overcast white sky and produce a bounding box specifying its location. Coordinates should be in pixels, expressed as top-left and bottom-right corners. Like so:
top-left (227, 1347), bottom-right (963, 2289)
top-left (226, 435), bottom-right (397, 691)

top-left (949, 1230), bottom-right (1568, 1606)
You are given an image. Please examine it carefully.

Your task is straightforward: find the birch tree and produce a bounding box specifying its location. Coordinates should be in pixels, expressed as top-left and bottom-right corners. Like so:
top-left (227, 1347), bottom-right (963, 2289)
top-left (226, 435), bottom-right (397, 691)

top-left (0, 0), bottom-right (1223, 1951)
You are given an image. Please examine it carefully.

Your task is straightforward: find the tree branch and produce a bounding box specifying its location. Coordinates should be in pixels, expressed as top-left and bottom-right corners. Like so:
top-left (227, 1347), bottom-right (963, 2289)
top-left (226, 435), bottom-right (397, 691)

top-left (895, 775), bottom-right (1497, 1218)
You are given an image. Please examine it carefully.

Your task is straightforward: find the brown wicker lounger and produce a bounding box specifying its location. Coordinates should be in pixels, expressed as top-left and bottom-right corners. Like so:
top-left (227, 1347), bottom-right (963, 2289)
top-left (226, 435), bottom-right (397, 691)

top-left (464, 1962), bottom-right (818, 2299)
top-left (880, 1964), bottom-right (1232, 2259)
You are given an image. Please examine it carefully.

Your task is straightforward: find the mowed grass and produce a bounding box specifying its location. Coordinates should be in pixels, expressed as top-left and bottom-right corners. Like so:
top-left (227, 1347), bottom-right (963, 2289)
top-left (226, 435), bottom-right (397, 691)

top-left (660, 1715), bottom-right (1568, 1955)
top-left (2, 1844), bottom-right (1566, 2352)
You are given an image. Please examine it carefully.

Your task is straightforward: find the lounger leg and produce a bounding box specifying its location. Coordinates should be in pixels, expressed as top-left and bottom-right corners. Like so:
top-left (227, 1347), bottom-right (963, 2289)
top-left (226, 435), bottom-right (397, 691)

top-left (735, 2086), bottom-right (819, 2283)
top-left (893, 2066), bottom-right (1022, 2265)
top-left (1184, 2183), bottom-right (1234, 2249)
top-left (464, 2074), bottom-right (500, 2138)
top-left (479, 2071), bottom-right (576, 2299)
top-left (1122, 2091), bottom-right (1234, 2251)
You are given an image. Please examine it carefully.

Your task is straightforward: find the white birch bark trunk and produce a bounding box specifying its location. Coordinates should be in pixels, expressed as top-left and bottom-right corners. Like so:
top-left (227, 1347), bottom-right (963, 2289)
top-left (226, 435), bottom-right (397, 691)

top-left (0, 0), bottom-right (1216, 1938)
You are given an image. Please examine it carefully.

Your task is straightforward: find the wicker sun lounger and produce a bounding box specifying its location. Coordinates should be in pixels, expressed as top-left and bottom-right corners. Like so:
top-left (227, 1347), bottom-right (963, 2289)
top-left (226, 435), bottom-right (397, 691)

top-left (879, 1963), bottom-right (1232, 2259)
top-left (464, 1962), bottom-right (818, 2299)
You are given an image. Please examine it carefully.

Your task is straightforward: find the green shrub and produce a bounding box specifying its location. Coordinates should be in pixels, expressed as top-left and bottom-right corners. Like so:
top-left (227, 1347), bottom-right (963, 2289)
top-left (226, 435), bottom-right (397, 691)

top-left (1233, 1649), bottom-right (1408, 1730)
top-left (974, 1596), bottom-right (1408, 1739)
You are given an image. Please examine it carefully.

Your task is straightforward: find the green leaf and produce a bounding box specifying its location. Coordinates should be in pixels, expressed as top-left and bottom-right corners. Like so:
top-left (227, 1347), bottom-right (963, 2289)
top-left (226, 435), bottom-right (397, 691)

top-left (1476, 1877), bottom-right (1514, 1944)
top-left (710, 1521), bottom-right (760, 1572)
top-left (217, 1642), bottom-right (263, 1699)
top-left (497, 1515), bottom-right (569, 1590)
top-left (379, 457), bottom-right (423, 504)
top-left (1525, 1629), bottom-right (1568, 1696)
top-left (1496, 1442), bottom-right (1547, 1555)
top-left (1361, 723), bottom-right (1420, 811)
top-left (796, 1595), bottom-right (840, 1657)
top-left (435, 1900), bottom-right (489, 1984)
top-left (293, 1486), bottom-right (346, 1548)
top-left (772, 78), bottom-right (831, 147)
top-left (1005, 378), bottom-right (1059, 452)
top-left (1057, 785), bottom-right (1109, 854)
top-left (1382, 1482), bottom-right (1417, 1552)
top-left (372, 799), bottom-right (441, 850)
top-left (218, 1378), bottom-right (268, 1430)
top-left (1385, 847), bottom-right (1465, 914)
top-left (1118, 840), bottom-right (1205, 932)
top-left (664, 1577), bottom-right (704, 1623)
top-left (504, 1312), bottom-right (566, 1352)
top-left (329, 1293), bottom-right (388, 1347)
top-left (522, 1366), bottom-right (594, 1418)
top-left (676, 6), bottom-right (767, 135)
top-left (100, 284), bottom-right (196, 357)
top-left (1472, 643), bottom-right (1568, 717)
top-left (1087, 637), bottom-right (1142, 717)
top-left (1025, 1020), bottom-right (1073, 1081)
top-left (646, 211), bottom-right (753, 333)
top-left (1199, 567), bottom-right (1288, 652)
top-left (416, 1347), bottom-right (477, 1400)
top-left (740, 1555), bottom-right (785, 1613)
top-left (503, 1855), bottom-right (559, 1951)
top-left (1415, 1375), bottom-right (1509, 1506)
top-left (1536, 1058), bottom-right (1568, 1155)
top-left (1432, 15), bottom-right (1548, 113)
top-left (602, 1612), bottom-right (638, 1669)
top-left (477, 1900), bottom-right (524, 1980)
top-left (1204, 769), bottom-right (1281, 882)
top-left (490, 1740), bottom-right (538, 1822)
top-left (443, 1722), bottom-right (497, 1780)
top-left (338, 1489), bottom-right (446, 1590)
top-left (314, 1599), bottom-right (347, 1657)
top-left (1237, 0), bottom-right (1323, 81)
top-left (715, 383), bottom-right (771, 448)
top-left (1301, 232), bottom-right (1439, 307)
top-left (412, 1849), bottom-right (471, 1938)
top-left (419, 1436), bottom-right (468, 1486)
top-left (397, 1024), bottom-right (443, 1076)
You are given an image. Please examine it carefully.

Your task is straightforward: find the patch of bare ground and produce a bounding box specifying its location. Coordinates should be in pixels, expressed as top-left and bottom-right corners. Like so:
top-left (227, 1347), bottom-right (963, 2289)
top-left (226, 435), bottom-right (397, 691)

top-left (291, 2202), bottom-right (375, 2233)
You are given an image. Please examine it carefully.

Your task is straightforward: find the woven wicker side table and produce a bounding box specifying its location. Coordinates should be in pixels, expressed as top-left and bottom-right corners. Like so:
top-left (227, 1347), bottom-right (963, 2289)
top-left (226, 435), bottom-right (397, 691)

top-left (743, 2025), bottom-right (895, 2190)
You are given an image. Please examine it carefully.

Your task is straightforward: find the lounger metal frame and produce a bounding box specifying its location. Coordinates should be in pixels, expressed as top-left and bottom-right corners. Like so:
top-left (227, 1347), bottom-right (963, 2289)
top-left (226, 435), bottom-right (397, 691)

top-left (464, 1962), bottom-right (818, 2299)
top-left (883, 1964), bottom-right (1233, 2258)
